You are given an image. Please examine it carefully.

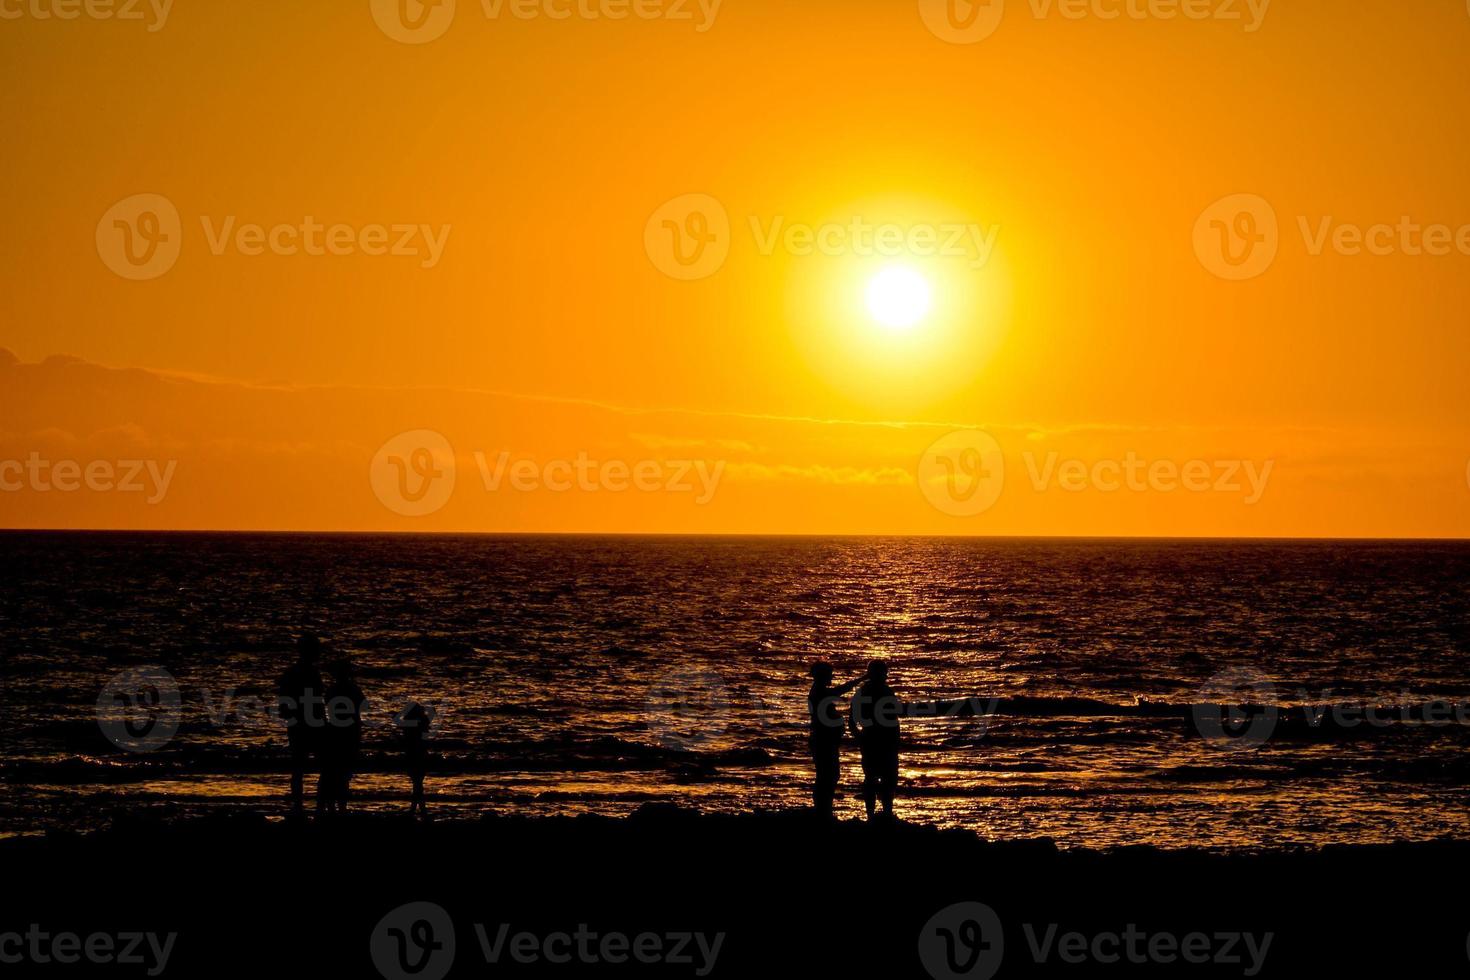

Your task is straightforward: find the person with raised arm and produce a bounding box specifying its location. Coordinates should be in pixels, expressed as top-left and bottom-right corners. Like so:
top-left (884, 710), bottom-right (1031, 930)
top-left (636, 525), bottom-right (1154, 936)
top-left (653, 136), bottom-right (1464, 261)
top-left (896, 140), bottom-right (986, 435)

top-left (807, 662), bottom-right (867, 819)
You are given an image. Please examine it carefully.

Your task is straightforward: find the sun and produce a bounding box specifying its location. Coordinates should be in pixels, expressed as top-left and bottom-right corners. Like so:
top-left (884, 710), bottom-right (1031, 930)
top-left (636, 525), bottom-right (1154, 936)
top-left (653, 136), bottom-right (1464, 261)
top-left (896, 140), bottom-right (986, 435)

top-left (866, 266), bottom-right (933, 330)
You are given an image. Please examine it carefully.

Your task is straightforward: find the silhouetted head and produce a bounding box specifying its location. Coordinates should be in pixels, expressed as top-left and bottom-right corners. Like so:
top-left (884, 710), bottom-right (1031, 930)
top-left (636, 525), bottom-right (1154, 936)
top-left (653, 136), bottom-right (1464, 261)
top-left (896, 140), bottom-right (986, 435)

top-left (327, 658), bottom-right (354, 684)
top-left (809, 662), bottom-right (834, 683)
top-left (868, 660), bottom-right (889, 683)
top-left (297, 634), bottom-right (322, 664)
top-left (402, 701), bottom-right (436, 728)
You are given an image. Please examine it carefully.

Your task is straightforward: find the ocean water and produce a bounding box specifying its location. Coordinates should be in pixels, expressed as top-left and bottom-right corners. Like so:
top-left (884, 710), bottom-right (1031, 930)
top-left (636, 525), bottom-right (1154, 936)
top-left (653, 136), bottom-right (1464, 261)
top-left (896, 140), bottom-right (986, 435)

top-left (2, 531), bottom-right (1469, 851)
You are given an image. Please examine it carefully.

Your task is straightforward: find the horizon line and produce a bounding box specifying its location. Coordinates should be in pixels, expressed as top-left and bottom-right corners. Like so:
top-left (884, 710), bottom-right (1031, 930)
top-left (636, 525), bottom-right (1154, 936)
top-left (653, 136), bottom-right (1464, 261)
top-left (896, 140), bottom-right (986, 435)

top-left (3, 527), bottom-right (1468, 544)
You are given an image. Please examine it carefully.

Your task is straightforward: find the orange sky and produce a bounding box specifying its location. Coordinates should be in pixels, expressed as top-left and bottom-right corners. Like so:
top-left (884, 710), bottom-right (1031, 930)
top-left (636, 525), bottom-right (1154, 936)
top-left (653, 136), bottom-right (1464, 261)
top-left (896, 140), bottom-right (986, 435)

top-left (2, 0), bottom-right (1469, 536)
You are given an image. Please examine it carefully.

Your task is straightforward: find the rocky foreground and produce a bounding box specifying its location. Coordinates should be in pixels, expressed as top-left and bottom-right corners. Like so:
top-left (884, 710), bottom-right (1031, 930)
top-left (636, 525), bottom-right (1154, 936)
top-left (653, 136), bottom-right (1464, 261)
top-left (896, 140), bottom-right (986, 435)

top-left (1, 805), bottom-right (1465, 976)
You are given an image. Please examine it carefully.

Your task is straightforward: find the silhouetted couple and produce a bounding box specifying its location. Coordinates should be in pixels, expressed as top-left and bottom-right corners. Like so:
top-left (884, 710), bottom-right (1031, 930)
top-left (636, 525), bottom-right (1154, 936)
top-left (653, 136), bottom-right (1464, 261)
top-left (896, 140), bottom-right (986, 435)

top-left (277, 636), bottom-right (365, 814)
top-left (807, 659), bottom-right (901, 821)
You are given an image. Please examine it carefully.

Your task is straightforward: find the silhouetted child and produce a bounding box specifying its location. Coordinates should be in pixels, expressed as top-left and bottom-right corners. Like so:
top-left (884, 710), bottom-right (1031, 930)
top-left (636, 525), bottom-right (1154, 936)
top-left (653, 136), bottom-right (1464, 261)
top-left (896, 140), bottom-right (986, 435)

top-left (399, 702), bottom-right (436, 816)
top-left (276, 634), bottom-right (324, 812)
top-left (321, 659), bottom-right (365, 813)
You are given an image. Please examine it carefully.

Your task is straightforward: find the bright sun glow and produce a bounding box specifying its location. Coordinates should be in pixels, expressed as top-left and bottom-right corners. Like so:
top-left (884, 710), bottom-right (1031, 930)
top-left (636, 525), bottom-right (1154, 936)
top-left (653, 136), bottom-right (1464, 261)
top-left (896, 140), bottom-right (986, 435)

top-left (866, 266), bottom-right (933, 330)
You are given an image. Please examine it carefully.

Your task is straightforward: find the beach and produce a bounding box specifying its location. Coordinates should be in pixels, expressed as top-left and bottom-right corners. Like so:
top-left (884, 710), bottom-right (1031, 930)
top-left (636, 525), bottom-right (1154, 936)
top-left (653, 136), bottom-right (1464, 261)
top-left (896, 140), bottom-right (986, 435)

top-left (2, 805), bottom-right (1465, 976)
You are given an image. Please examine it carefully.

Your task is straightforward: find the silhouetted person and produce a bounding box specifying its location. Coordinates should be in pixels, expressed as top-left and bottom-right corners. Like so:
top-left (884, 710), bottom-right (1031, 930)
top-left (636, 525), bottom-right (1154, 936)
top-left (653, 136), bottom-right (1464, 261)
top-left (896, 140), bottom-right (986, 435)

top-left (399, 702), bottom-right (435, 816)
top-left (276, 635), bottom-right (324, 812)
top-left (807, 663), bottom-right (866, 818)
top-left (849, 659), bottom-right (901, 820)
top-left (321, 659), bottom-right (366, 813)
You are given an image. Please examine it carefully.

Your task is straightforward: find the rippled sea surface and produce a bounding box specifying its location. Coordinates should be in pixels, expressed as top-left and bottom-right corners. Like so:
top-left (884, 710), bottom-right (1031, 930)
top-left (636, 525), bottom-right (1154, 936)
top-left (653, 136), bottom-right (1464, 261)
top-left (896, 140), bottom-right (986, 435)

top-left (3, 532), bottom-right (1470, 850)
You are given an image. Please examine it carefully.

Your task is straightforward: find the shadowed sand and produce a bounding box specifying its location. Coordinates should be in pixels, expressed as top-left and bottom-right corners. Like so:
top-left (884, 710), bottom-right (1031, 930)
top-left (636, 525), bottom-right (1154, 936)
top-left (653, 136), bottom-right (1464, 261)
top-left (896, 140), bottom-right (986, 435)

top-left (3, 805), bottom-right (1467, 975)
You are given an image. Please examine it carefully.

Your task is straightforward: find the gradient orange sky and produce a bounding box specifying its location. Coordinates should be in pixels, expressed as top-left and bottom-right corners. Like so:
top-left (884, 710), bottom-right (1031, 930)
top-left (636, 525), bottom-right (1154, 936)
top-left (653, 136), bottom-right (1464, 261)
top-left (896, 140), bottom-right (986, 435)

top-left (2, 0), bottom-right (1469, 535)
